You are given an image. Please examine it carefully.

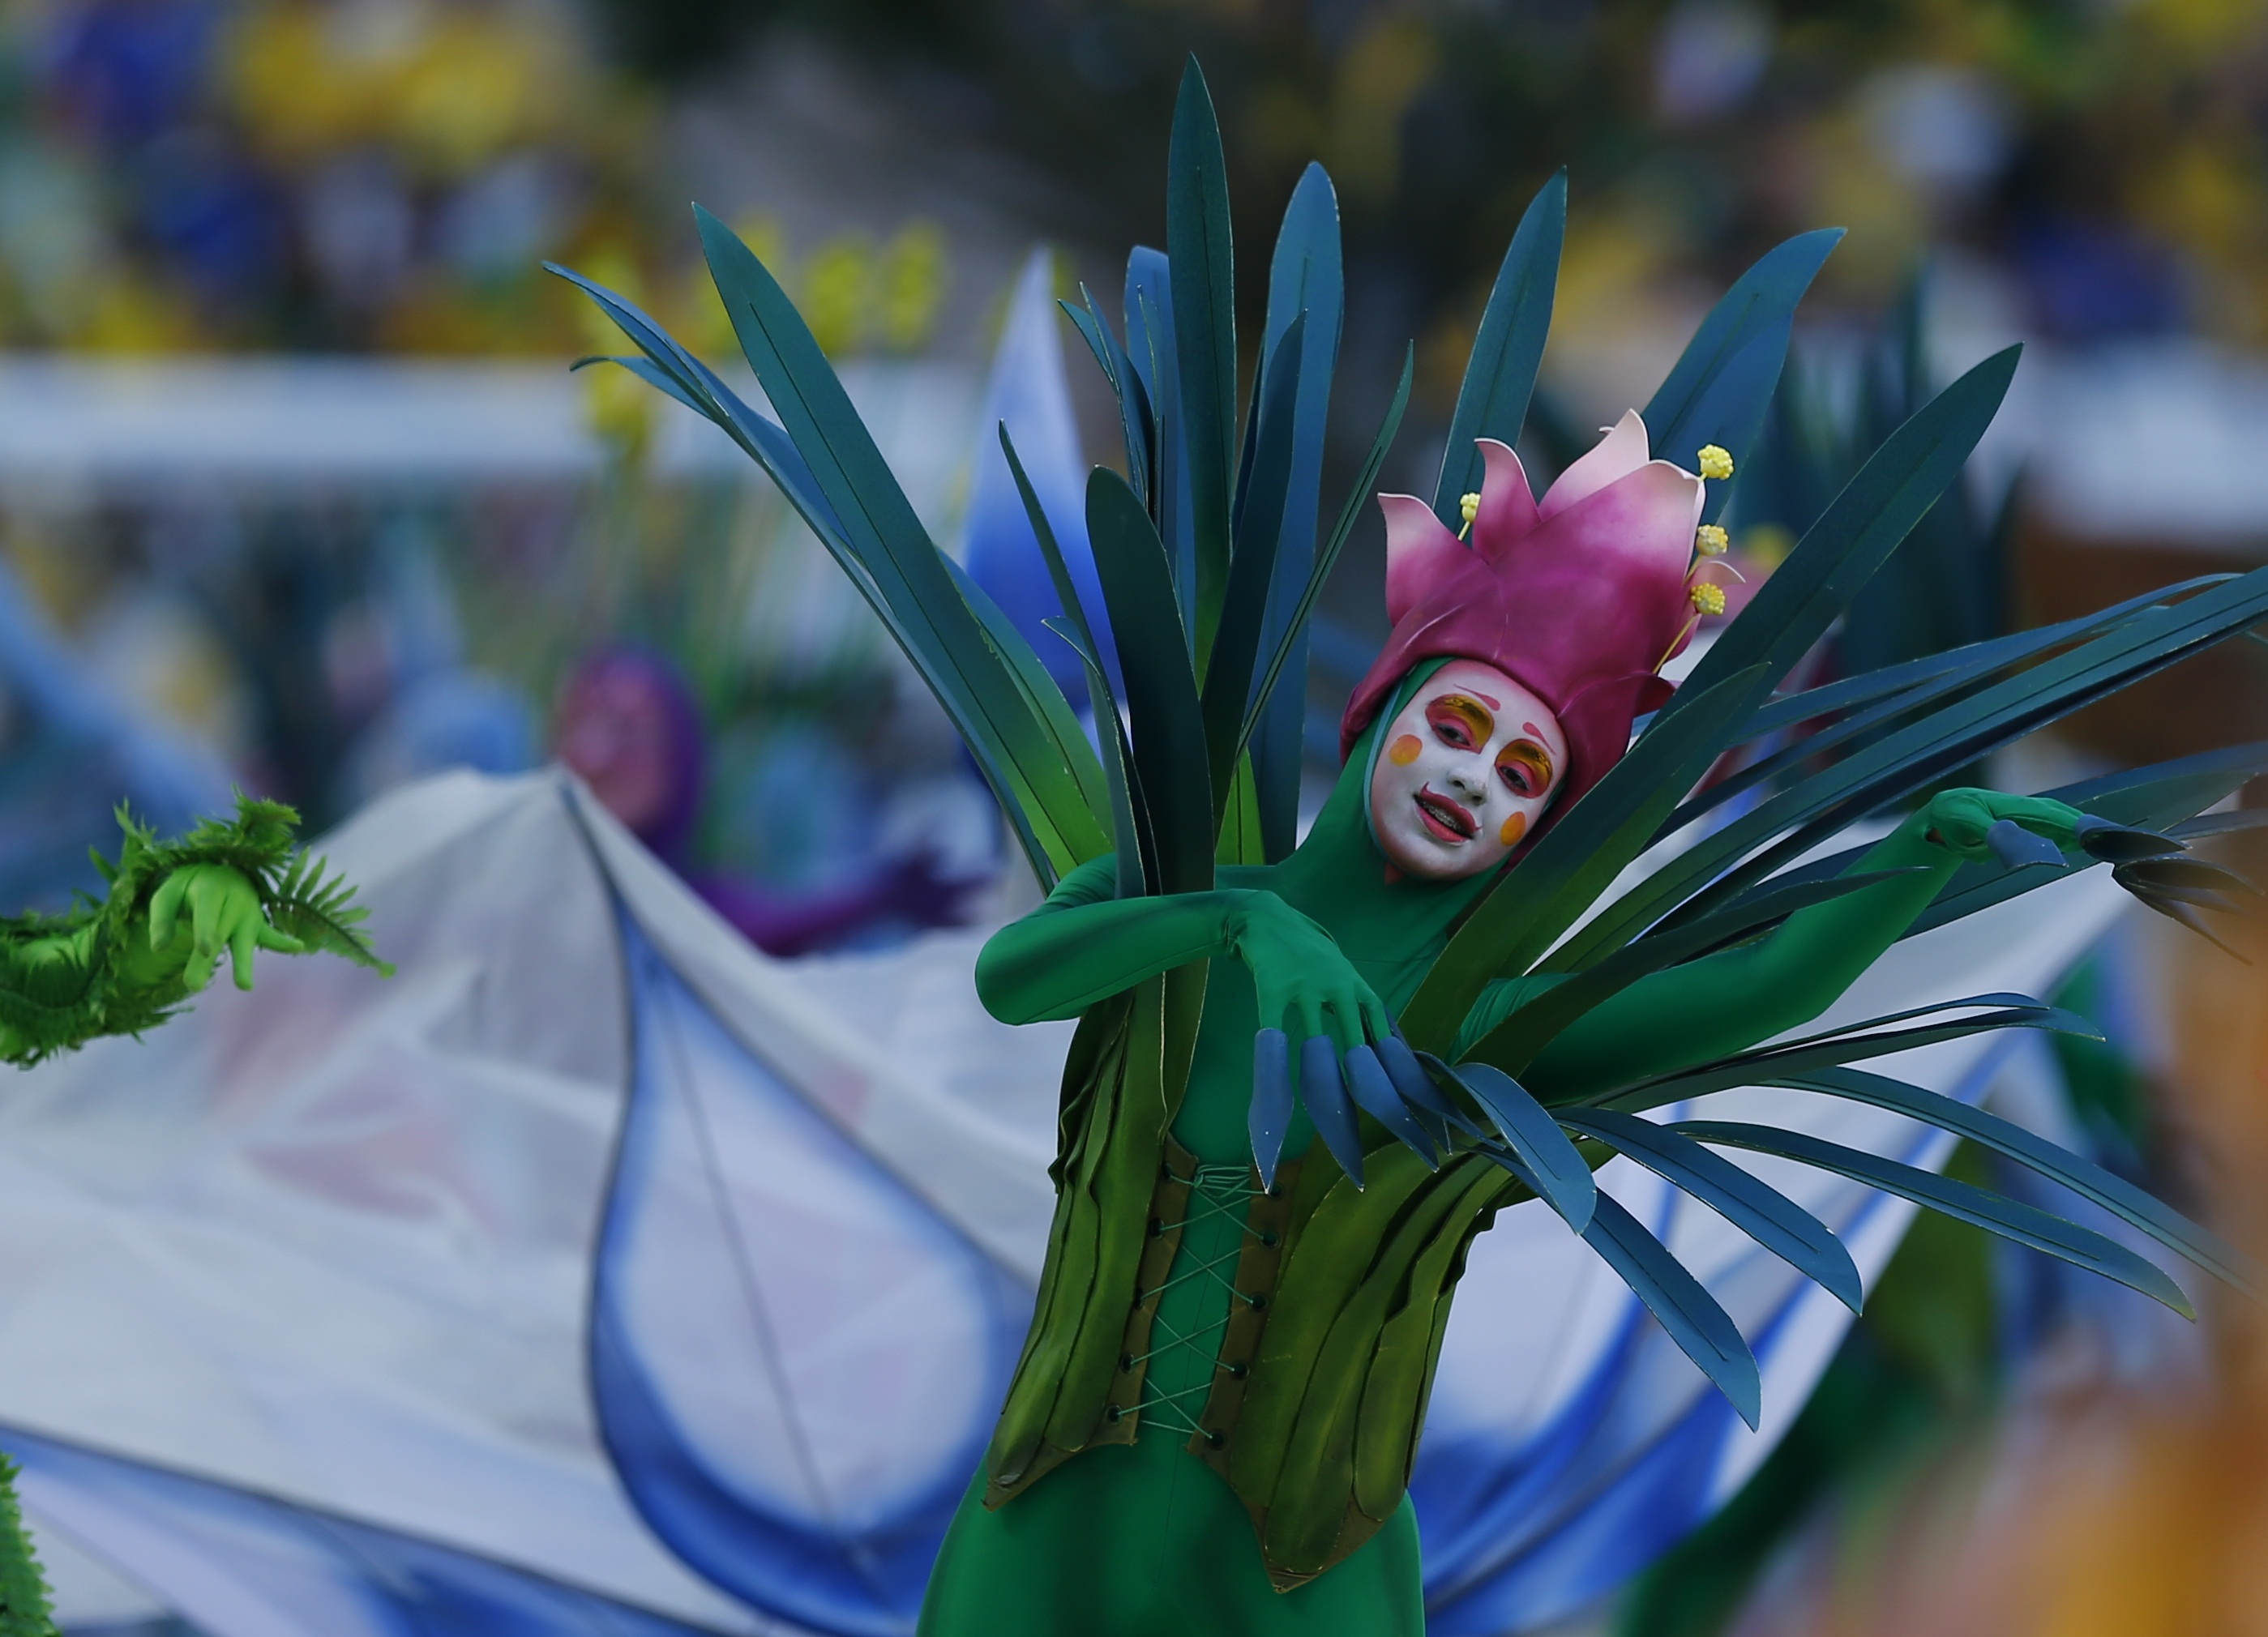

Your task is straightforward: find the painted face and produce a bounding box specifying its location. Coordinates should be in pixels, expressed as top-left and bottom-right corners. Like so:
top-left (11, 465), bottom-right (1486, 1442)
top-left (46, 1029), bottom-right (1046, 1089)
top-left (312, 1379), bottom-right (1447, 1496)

top-left (1366, 659), bottom-right (1568, 880)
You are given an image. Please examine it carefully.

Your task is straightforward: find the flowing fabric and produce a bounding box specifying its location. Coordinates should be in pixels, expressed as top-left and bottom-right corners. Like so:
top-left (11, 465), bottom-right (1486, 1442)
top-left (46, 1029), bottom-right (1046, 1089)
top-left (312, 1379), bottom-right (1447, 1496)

top-left (0, 770), bottom-right (2127, 1635)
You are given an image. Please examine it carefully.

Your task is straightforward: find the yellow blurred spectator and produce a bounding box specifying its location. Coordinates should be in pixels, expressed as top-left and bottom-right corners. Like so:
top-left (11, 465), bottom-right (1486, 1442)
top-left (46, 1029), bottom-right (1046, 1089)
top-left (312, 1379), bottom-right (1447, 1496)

top-left (576, 247), bottom-right (653, 466)
top-left (875, 220), bottom-right (947, 353)
top-left (224, 0), bottom-right (580, 176)
top-left (802, 235), bottom-right (869, 358)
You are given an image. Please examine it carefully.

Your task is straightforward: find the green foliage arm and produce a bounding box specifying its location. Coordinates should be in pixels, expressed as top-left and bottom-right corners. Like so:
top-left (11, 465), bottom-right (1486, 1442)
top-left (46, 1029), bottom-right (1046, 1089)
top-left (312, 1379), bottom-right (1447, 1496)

top-left (1508, 790), bottom-right (2075, 1101)
top-left (0, 1457), bottom-right (51, 1637)
top-left (0, 797), bottom-right (388, 1069)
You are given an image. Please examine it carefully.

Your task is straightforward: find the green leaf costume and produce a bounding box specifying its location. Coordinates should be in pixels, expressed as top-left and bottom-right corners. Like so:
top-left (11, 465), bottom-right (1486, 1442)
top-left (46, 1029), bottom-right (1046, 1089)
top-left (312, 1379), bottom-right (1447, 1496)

top-left (557, 54), bottom-right (2265, 1635)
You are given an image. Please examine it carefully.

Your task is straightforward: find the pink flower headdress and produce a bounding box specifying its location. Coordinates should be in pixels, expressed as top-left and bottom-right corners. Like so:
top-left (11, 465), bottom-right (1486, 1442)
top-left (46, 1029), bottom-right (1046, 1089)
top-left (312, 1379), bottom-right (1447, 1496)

top-left (1342, 411), bottom-right (1729, 825)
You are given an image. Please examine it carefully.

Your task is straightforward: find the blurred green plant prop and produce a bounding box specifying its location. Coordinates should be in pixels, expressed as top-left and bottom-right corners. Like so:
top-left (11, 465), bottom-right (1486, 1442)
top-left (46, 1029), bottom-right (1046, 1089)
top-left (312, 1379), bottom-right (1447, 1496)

top-left (0, 1458), bottom-right (51, 1637)
top-left (554, 52), bottom-right (2268, 1584)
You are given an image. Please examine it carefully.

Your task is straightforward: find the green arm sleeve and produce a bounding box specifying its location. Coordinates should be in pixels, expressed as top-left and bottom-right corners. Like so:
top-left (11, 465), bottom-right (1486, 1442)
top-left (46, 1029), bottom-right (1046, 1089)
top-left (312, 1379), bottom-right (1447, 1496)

top-left (1515, 811), bottom-right (1963, 1100)
top-left (976, 853), bottom-right (1260, 1025)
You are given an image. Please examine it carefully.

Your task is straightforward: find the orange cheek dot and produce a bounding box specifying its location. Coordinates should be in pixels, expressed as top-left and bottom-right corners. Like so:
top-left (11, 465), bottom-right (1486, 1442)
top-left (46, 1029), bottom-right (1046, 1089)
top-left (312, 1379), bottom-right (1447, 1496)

top-left (1499, 812), bottom-right (1528, 848)
top-left (1388, 734), bottom-right (1423, 766)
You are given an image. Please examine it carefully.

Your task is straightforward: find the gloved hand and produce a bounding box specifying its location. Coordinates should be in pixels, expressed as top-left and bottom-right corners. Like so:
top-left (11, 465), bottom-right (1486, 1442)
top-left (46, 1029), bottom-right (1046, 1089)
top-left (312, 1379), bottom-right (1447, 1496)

top-left (149, 863), bottom-right (306, 993)
top-left (1917, 787), bottom-right (2257, 951)
top-left (1226, 892), bottom-right (1452, 1187)
top-left (1915, 788), bottom-right (2084, 866)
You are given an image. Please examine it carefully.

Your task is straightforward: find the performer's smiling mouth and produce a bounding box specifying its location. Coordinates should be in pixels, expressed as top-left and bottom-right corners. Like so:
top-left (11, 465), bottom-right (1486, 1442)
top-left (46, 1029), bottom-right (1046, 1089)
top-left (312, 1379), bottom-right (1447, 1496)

top-left (1414, 789), bottom-right (1476, 844)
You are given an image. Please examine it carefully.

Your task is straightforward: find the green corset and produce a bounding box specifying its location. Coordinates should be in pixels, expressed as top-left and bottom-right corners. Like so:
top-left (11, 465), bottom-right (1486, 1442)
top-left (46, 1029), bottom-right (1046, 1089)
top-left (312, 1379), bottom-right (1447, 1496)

top-left (979, 960), bottom-right (1512, 1592)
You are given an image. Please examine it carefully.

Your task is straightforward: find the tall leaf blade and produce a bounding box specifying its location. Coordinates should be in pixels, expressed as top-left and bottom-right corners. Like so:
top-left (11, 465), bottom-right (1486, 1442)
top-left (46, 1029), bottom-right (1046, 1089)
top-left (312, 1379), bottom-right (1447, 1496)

top-left (558, 254), bottom-right (1105, 884)
top-left (1737, 577), bottom-right (2231, 742)
top-left (1087, 469), bottom-right (1216, 891)
top-left (1007, 426), bottom-right (1154, 898)
top-left (1675, 1121), bottom-right (2197, 1318)
top-left (1644, 227), bottom-right (1843, 524)
top-left (1253, 162), bottom-right (1345, 860)
top-left (1167, 57), bottom-right (1238, 666)
top-left (1664, 580), bottom-right (2225, 836)
top-left (1062, 289), bottom-right (1152, 506)
top-left (1602, 998), bottom-right (2094, 1110)
top-left (1202, 313), bottom-right (1305, 822)
top-left (1239, 347), bottom-right (1414, 763)
top-left (946, 553), bottom-right (1113, 823)
top-left (1127, 249), bottom-right (1194, 636)
top-left (1729, 739), bottom-right (2268, 939)
top-left (1431, 170), bottom-right (1565, 527)
top-left (1620, 564), bottom-right (2268, 954)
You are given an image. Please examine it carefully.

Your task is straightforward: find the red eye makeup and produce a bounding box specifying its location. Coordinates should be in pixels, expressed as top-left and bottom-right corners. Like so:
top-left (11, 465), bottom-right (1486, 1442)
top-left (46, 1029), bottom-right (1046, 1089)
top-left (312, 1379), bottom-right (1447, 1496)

top-left (1497, 740), bottom-right (1554, 798)
top-left (1425, 695), bottom-right (1495, 751)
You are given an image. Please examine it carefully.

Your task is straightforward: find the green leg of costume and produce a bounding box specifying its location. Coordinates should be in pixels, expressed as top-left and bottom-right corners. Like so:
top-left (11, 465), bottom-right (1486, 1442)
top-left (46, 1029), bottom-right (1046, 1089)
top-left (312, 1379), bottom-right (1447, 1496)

top-left (918, 1437), bottom-right (1423, 1637)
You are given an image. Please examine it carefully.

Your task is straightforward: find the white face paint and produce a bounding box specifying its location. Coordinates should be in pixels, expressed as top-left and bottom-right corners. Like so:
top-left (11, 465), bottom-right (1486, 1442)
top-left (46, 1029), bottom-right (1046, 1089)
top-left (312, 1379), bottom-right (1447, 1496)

top-left (1366, 659), bottom-right (1568, 880)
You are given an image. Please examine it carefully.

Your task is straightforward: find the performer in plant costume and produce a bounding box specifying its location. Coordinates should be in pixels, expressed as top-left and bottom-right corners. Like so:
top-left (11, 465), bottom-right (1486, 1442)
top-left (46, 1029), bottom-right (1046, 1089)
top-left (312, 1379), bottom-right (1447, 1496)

top-left (560, 58), bottom-right (2266, 1637)
top-left (0, 795), bottom-right (388, 1634)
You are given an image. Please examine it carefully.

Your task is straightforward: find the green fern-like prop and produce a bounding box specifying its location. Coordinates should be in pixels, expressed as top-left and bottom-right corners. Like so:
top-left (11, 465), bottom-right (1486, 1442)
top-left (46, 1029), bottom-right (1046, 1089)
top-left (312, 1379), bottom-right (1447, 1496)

top-left (0, 1460), bottom-right (55, 1637)
top-left (113, 795), bottom-right (390, 977)
top-left (0, 794), bottom-right (391, 1067)
top-left (263, 849), bottom-right (392, 975)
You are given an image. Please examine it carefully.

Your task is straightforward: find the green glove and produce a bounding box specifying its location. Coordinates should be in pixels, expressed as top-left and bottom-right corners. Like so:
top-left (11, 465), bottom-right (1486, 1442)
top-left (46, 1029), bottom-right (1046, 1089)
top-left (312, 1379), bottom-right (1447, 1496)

top-left (148, 861), bottom-right (309, 993)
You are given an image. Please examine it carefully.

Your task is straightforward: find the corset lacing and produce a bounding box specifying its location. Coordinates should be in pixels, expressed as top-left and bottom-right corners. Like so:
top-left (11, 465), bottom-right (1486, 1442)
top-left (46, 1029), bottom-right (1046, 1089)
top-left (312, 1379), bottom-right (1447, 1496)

top-left (1128, 1161), bottom-right (1273, 1441)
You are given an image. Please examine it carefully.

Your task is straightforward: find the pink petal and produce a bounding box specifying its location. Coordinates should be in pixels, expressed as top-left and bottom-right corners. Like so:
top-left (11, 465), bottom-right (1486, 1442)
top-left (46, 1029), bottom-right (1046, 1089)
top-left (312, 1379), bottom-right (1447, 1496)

top-left (1378, 494), bottom-right (1466, 626)
top-left (1533, 459), bottom-right (1705, 581)
top-left (1473, 438), bottom-right (1540, 550)
top-left (1538, 408), bottom-right (1652, 519)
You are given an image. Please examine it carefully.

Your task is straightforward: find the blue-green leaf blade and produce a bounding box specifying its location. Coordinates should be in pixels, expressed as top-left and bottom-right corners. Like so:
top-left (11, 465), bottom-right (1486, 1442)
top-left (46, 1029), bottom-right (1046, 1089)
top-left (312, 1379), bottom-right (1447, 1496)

top-left (1203, 311), bottom-right (1304, 819)
top-left (558, 252), bottom-right (1103, 883)
top-left (1560, 1107), bottom-right (1863, 1312)
top-left (1603, 996), bottom-right (2096, 1109)
top-left (1167, 56), bottom-right (1237, 663)
top-left (1438, 1058), bottom-right (1595, 1232)
top-left (1644, 227), bottom-right (1842, 525)
top-left (1580, 1188), bottom-right (1762, 1428)
top-left (1238, 345), bottom-right (1413, 763)
top-left (1784, 1066), bottom-right (2258, 1297)
top-left (1252, 162), bottom-right (1344, 860)
top-left (1650, 343), bottom-right (2019, 744)
top-left (1085, 468), bottom-right (1215, 892)
top-left (1675, 1120), bottom-right (2196, 1319)
top-left (1431, 171), bottom-right (1564, 527)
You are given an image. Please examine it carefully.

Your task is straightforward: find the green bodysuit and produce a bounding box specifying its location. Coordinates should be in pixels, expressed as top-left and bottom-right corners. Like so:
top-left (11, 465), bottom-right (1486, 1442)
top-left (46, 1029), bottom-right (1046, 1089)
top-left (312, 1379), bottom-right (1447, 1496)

top-left (916, 675), bottom-right (2060, 1635)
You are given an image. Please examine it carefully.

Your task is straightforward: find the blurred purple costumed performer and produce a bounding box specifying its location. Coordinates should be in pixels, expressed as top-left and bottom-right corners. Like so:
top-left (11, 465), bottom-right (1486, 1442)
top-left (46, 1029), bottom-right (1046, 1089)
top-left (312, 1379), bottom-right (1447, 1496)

top-left (553, 648), bottom-right (974, 956)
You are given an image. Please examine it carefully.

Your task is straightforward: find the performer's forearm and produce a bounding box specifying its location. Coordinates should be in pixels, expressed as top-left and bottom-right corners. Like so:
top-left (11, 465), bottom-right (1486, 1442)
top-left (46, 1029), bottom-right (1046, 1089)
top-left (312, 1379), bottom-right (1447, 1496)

top-left (976, 887), bottom-right (1259, 1024)
top-left (1521, 811), bottom-right (1959, 1099)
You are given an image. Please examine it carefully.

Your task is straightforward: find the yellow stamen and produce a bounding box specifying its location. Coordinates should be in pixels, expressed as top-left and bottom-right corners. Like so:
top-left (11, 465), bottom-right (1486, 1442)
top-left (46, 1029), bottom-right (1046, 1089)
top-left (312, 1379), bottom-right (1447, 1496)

top-left (1656, 614), bottom-right (1702, 672)
top-left (1694, 523), bottom-right (1729, 557)
top-left (1697, 444), bottom-right (1734, 481)
top-left (1458, 490), bottom-right (1480, 540)
top-left (1690, 582), bottom-right (1727, 616)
